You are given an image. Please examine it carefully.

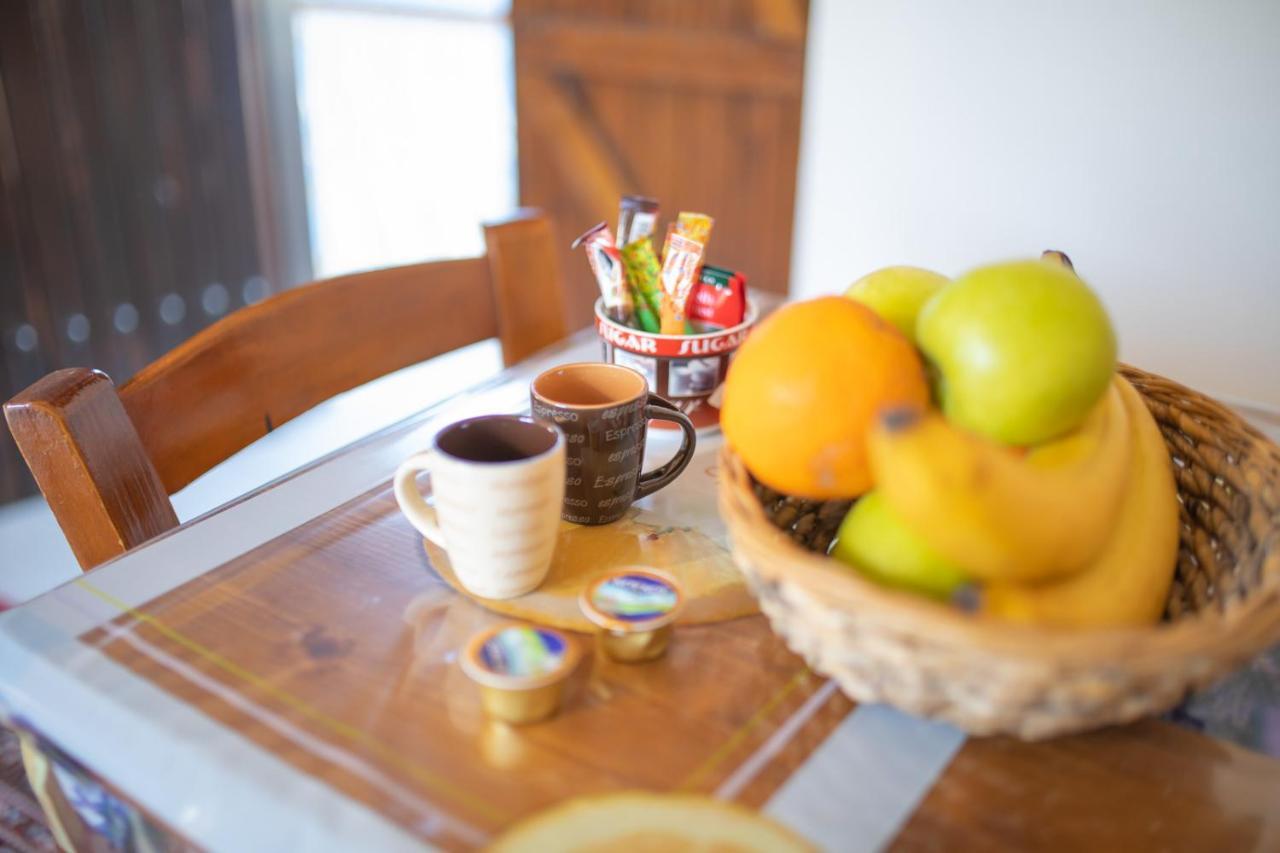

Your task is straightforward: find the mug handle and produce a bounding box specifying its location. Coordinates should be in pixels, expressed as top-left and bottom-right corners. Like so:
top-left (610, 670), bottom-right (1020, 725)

top-left (393, 452), bottom-right (447, 547)
top-left (635, 394), bottom-right (698, 500)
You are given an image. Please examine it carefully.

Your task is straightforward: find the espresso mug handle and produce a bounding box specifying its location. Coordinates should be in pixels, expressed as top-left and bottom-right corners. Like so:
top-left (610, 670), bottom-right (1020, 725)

top-left (635, 394), bottom-right (697, 500)
top-left (393, 452), bottom-right (446, 547)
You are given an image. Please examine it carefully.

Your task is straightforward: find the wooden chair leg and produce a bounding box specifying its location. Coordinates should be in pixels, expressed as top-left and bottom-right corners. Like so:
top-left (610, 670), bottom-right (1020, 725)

top-left (485, 211), bottom-right (569, 366)
top-left (4, 369), bottom-right (178, 571)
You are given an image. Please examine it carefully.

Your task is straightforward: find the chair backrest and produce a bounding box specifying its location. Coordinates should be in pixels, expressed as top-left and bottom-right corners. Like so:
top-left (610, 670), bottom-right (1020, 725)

top-left (4, 212), bottom-right (567, 571)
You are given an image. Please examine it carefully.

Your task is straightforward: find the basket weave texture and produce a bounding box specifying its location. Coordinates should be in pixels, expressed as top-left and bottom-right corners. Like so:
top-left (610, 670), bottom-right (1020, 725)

top-left (718, 365), bottom-right (1280, 739)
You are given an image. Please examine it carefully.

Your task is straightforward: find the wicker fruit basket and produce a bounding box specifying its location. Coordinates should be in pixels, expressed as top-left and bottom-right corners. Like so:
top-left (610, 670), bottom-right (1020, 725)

top-left (718, 365), bottom-right (1280, 739)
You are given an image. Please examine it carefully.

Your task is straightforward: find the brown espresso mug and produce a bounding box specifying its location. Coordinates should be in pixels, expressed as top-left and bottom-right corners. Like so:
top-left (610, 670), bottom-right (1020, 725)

top-left (531, 362), bottom-right (697, 525)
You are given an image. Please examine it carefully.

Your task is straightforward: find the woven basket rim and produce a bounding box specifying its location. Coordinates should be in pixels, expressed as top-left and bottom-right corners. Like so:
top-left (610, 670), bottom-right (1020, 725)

top-left (717, 386), bottom-right (1280, 667)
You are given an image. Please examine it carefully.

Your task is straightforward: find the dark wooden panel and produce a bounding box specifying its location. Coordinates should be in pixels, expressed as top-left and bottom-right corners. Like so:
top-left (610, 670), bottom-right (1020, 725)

top-left (0, 1), bottom-right (93, 371)
top-left (202, 0), bottom-right (268, 317)
top-left (0, 52), bottom-right (46, 503)
top-left (0, 0), bottom-right (263, 504)
top-left (513, 0), bottom-right (809, 328)
top-left (0, 0), bottom-right (90, 504)
top-left (53, 0), bottom-right (145, 383)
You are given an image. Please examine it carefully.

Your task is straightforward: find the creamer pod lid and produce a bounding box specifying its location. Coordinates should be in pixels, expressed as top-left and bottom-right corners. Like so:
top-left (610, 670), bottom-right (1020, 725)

top-left (462, 624), bottom-right (579, 690)
top-left (580, 568), bottom-right (683, 634)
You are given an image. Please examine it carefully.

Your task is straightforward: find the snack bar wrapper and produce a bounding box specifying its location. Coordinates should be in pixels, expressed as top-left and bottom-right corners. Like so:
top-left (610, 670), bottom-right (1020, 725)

top-left (572, 222), bottom-right (632, 324)
top-left (662, 211), bottom-right (714, 262)
top-left (617, 196), bottom-right (659, 248)
top-left (619, 238), bottom-right (663, 333)
top-left (687, 264), bottom-right (747, 331)
top-left (657, 232), bottom-right (704, 334)
top-left (675, 211), bottom-right (714, 245)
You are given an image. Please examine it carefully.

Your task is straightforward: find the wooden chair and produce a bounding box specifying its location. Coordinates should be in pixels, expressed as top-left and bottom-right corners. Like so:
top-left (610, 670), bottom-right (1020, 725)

top-left (4, 212), bottom-right (567, 572)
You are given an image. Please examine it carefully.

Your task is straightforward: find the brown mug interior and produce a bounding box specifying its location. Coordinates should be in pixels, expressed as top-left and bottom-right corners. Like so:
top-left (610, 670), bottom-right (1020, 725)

top-left (532, 363), bottom-right (646, 408)
top-left (435, 415), bottom-right (559, 463)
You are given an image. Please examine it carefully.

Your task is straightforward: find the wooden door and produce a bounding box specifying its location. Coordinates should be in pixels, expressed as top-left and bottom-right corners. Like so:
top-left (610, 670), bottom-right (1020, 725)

top-left (513, 0), bottom-right (809, 327)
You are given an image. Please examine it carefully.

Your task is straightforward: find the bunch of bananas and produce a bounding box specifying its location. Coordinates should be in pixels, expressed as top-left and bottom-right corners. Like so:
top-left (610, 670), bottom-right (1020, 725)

top-left (865, 373), bottom-right (1179, 627)
top-left (832, 255), bottom-right (1181, 629)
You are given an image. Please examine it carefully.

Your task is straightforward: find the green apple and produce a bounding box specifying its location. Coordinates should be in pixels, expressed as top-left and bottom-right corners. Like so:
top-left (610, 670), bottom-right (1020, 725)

top-left (844, 265), bottom-right (949, 343)
top-left (831, 491), bottom-right (969, 599)
top-left (916, 259), bottom-right (1116, 446)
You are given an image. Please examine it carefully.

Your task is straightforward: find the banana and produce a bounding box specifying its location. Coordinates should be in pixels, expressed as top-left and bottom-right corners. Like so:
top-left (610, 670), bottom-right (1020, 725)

top-left (868, 379), bottom-right (1132, 583)
top-left (982, 376), bottom-right (1180, 627)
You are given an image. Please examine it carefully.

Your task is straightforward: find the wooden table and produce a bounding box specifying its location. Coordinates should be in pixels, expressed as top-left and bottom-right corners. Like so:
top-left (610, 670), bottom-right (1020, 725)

top-left (2, 328), bottom-right (1278, 851)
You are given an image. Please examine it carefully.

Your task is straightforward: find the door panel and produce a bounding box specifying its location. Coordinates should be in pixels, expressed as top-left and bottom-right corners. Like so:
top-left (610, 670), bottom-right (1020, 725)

top-left (513, 0), bottom-right (809, 327)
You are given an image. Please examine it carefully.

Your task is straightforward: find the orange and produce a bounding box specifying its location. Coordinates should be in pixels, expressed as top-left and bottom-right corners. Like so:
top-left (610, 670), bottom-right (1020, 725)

top-left (721, 296), bottom-right (929, 499)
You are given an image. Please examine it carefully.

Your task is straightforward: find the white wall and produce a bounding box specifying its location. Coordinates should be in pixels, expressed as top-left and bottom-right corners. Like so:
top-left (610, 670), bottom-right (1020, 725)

top-left (792, 1), bottom-right (1280, 407)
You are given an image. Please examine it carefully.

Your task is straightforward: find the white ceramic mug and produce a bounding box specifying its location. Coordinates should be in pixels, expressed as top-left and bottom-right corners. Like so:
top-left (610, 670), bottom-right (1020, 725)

top-left (394, 415), bottom-right (565, 599)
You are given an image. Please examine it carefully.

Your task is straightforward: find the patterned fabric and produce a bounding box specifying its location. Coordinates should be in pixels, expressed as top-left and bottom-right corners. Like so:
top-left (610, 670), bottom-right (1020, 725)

top-left (1173, 644), bottom-right (1280, 758)
top-left (0, 727), bottom-right (55, 853)
top-left (3, 722), bottom-right (191, 853)
top-left (48, 761), bottom-right (138, 850)
top-left (15, 730), bottom-right (177, 853)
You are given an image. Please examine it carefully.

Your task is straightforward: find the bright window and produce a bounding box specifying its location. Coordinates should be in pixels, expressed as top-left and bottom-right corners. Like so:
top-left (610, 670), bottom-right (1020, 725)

top-left (292, 1), bottom-right (516, 278)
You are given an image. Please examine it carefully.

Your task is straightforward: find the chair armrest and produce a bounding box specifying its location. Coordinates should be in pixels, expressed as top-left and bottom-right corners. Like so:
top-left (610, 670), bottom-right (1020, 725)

top-left (484, 210), bottom-right (569, 366)
top-left (4, 368), bottom-right (178, 571)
